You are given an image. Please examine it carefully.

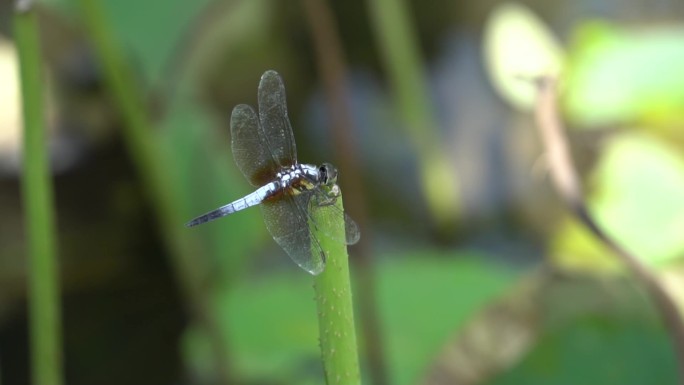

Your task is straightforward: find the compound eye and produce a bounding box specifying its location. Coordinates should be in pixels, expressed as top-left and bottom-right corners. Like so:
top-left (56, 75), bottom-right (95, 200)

top-left (319, 165), bottom-right (328, 182)
top-left (319, 163), bottom-right (338, 185)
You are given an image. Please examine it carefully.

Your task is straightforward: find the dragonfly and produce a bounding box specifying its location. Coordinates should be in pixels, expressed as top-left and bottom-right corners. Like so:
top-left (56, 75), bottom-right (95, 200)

top-left (185, 70), bottom-right (360, 275)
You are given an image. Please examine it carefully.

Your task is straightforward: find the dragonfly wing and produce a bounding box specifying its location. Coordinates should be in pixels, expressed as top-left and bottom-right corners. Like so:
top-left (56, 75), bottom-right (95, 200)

top-left (258, 70), bottom-right (298, 167)
top-left (309, 190), bottom-right (361, 245)
top-left (261, 192), bottom-right (325, 275)
top-left (230, 104), bottom-right (279, 186)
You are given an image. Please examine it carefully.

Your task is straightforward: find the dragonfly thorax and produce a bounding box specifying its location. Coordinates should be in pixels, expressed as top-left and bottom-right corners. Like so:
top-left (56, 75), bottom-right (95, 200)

top-left (274, 163), bottom-right (339, 194)
top-left (274, 164), bottom-right (319, 192)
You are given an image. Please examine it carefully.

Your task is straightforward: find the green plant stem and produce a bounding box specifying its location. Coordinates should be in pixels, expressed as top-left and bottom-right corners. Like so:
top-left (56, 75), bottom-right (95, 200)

top-left (366, 0), bottom-right (460, 228)
top-left (300, 0), bottom-right (389, 383)
top-left (14, 3), bottom-right (64, 385)
top-left (313, 196), bottom-right (360, 385)
top-left (75, 0), bottom-right (233, 382)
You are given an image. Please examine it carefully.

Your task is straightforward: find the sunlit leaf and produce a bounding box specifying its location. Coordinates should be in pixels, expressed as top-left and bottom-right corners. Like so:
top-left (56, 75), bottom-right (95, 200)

top-left (552, 132), bottom-right (684, 271)
top-left (483, 2), bottom-right (565, 110)
top-left (565, 22), bottom-right (684, 127)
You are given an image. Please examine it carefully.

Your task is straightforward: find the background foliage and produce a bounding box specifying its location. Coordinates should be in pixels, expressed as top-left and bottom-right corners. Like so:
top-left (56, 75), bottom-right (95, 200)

top-left (1, 0), bottom-right (684, 384)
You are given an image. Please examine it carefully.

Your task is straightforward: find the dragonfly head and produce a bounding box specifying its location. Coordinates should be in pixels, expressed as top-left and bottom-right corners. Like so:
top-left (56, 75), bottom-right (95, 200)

top-left (318, 163), bottom-right (338, 186)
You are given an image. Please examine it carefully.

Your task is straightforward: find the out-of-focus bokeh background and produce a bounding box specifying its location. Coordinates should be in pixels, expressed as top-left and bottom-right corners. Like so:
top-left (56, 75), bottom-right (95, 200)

top-left (2, 0), bottom-right (684, 384)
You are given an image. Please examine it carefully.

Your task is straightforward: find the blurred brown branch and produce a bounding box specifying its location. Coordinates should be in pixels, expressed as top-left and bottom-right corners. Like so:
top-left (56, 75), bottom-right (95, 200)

top-left (532, 76), bottom-right (684, 383)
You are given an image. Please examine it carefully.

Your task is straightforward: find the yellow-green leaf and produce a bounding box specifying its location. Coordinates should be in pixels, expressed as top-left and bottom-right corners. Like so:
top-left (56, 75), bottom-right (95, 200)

top-left (483, 2), bottom-right (565, 110)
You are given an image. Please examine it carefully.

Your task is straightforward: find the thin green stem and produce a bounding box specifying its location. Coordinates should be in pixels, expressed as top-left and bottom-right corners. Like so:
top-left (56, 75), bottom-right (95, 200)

top-left (312, 195), bottom-right (361, 385)
top-left (366, 0), bottom-right (460, 228)
top-left (301, 0), bottom-right (389, 383)
top-left (14, 2), bottom-right (64, 385)
top-left (74, 0), bottom-right (233, 382)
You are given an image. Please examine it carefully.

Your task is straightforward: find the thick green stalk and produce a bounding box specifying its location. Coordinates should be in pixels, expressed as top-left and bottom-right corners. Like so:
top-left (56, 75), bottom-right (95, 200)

top-left (367, 0), bottom-right (460, 227)
top-left (14, 3), bottom-right (64, 385)
top-left (313, 195), bottom-right (360, 385)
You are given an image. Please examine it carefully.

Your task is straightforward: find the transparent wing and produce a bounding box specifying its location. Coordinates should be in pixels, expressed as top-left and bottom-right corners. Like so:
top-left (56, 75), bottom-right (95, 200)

top-left (261, 192), bottom-right (325, 275)
top-left (258, 70), bottom-right (297, 168)
top-left (230, 104), bottom-right (279, 186)
top-left (309, 189), bottom-right (361, 245)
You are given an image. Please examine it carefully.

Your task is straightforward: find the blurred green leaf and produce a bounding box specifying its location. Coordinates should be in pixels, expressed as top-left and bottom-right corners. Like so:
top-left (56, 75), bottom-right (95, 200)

top-left (491, 319), bottom-right (675, 385)
top-left (40, 0), bottom-right (215, 83)
top-left (486, 271), bottom-right (676, 385)
top-left (96, 0), bottom-right (213, 84)
top-left (566, 22), bottom-right (684, 127)
top-left (483, 2), bottom-right (565, 110)
top-left (194, 268), bottom-right (321, 384)
top-left (552, 132), bottom-right (684, 271)
top-left (379, 253), bottom-right (516, 385)
top-left (185, 252), bottom-right (515, 384)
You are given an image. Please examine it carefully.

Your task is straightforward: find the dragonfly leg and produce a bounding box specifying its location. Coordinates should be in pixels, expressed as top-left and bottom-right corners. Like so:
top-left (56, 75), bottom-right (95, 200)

top-left (314, 184), bottom-right (341, 207)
